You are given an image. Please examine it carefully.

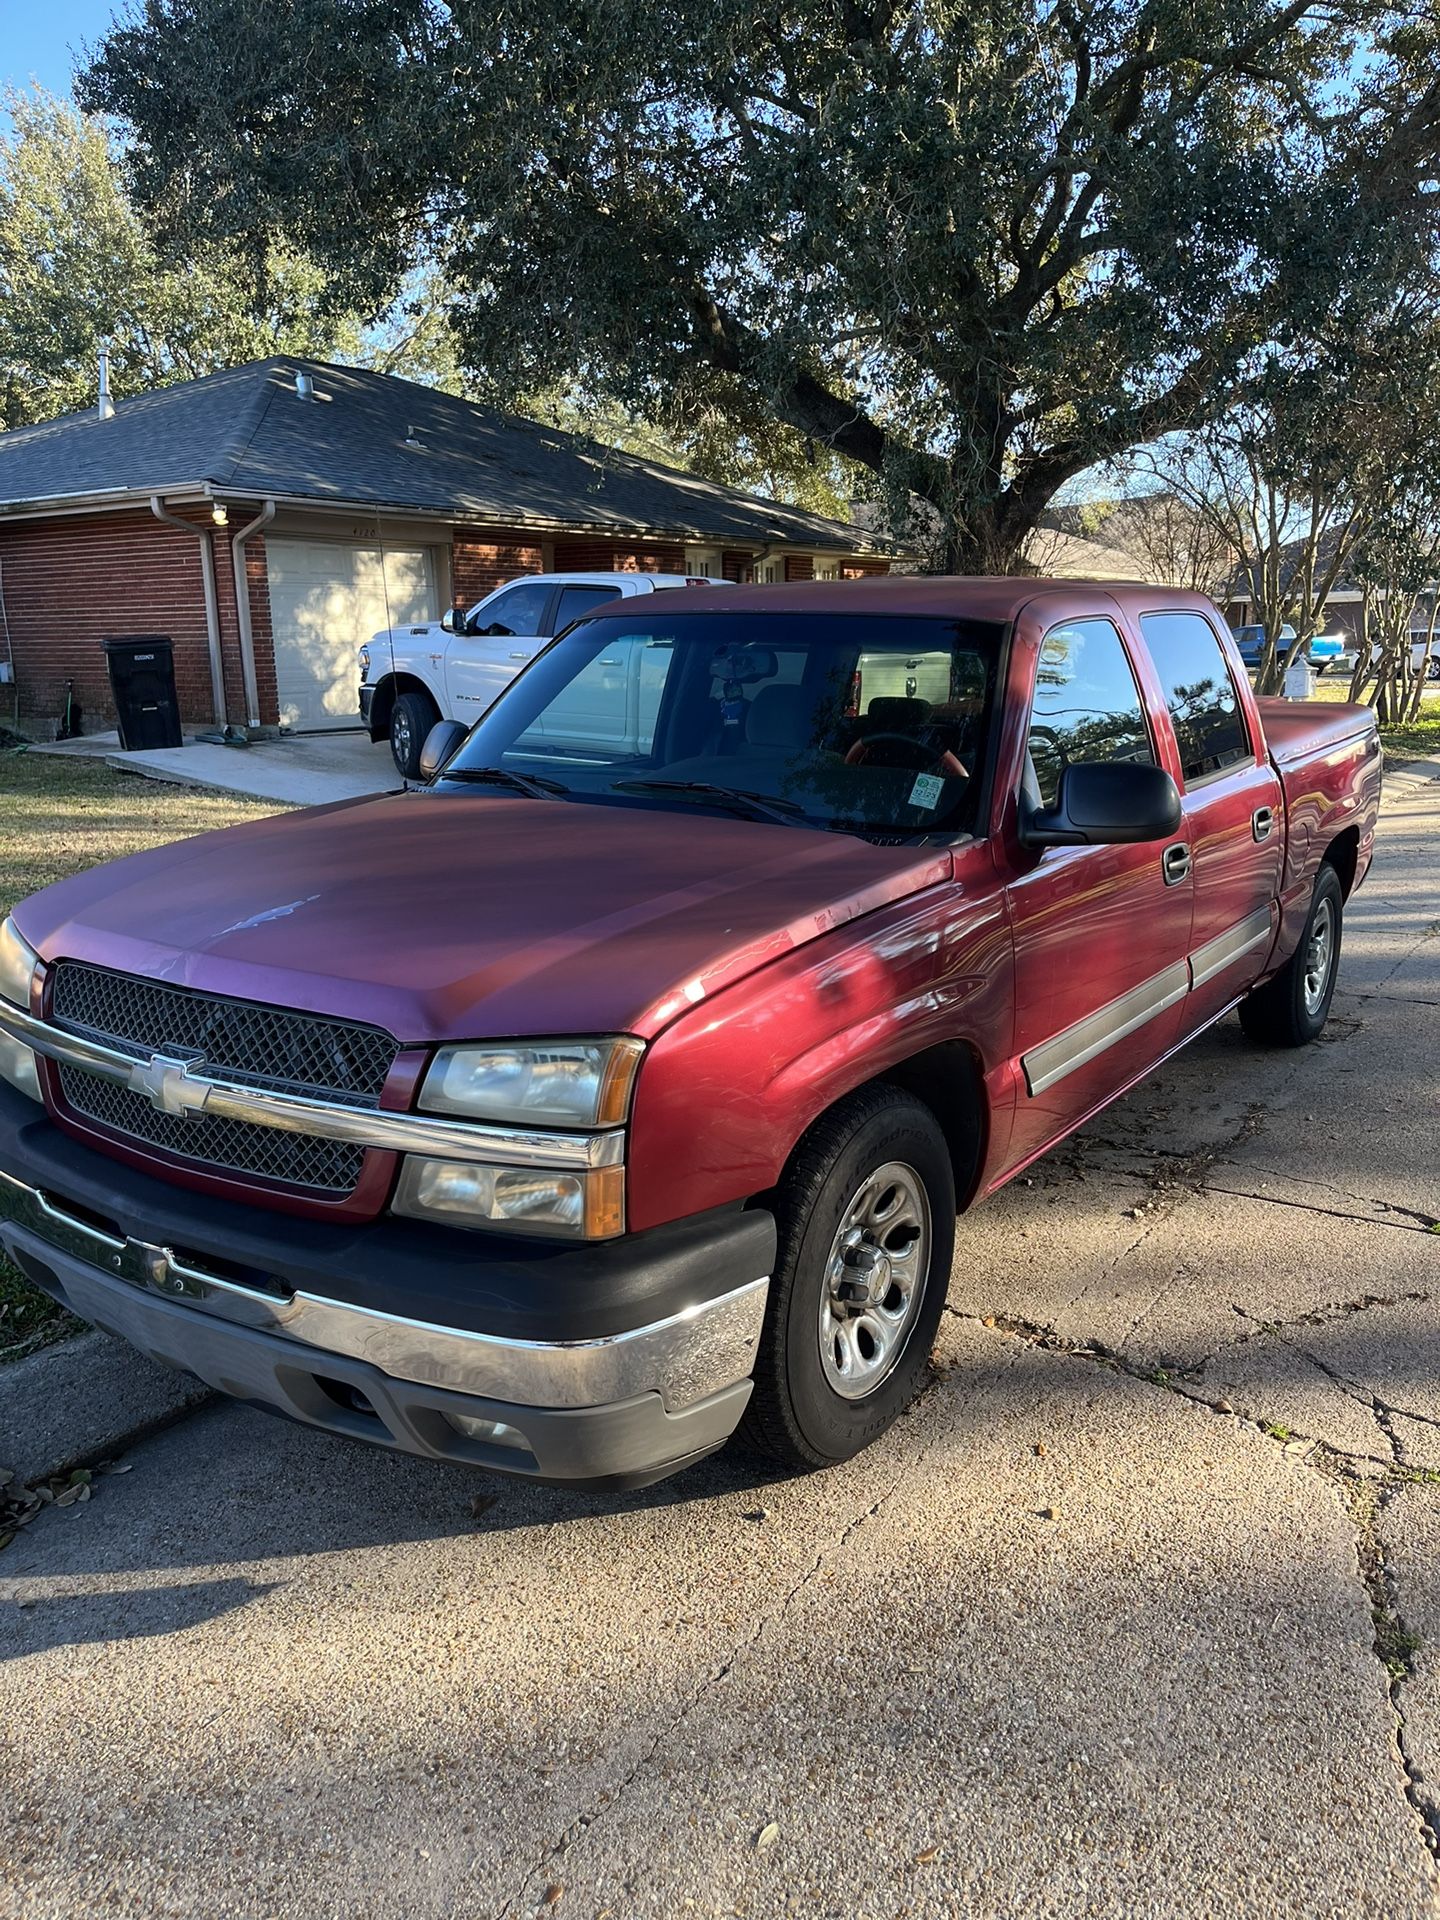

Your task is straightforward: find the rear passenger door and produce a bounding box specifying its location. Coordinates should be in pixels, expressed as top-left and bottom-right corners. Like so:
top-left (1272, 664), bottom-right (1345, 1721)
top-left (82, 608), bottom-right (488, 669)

top-left (529, 586), bottom-right (637, 749)
top-left (1137, 610), bottom-right (1284, 1030)
top-left (1004, 612), bottom-right (1194, 1168)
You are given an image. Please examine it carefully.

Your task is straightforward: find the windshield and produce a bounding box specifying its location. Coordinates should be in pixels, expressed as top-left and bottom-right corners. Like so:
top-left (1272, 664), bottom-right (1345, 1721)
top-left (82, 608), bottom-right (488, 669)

top-left (442, 611), bottom-right (1006, 838)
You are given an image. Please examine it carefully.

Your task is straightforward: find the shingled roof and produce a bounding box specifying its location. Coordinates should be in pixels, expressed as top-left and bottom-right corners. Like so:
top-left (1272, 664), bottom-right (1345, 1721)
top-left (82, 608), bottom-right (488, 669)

top-left (0, 357), bottom-right (886, 552)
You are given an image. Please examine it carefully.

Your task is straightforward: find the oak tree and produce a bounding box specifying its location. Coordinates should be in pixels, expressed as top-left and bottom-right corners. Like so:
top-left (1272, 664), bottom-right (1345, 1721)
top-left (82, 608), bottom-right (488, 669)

top-left (83, 0), bottom-right (1440, 567)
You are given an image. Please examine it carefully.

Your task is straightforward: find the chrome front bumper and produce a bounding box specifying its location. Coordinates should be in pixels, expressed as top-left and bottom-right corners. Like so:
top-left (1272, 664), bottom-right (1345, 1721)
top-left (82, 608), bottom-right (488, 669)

top-left (0, 1167), bottom-right (769, 1485)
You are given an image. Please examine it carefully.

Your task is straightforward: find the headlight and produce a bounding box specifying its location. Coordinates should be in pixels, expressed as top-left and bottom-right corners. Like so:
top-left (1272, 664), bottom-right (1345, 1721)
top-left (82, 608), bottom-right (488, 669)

top-left (393, 1158), bottom-right (625, 1240)
top-left (358, 644), bottom-right (371, 682)
top-left (418, 1037), bottom-right (643, 1127)
top-left (0, 917), bottom-right (38, 1009)
top-left (0, 917), bottom-right (42, 1102)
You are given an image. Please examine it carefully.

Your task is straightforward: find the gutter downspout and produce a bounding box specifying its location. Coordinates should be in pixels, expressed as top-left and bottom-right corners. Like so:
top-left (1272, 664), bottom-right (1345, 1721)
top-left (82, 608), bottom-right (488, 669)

top-left (230, 499), bottom-right (276, 730)
top-left (150, 496), bottom-right (227, 729)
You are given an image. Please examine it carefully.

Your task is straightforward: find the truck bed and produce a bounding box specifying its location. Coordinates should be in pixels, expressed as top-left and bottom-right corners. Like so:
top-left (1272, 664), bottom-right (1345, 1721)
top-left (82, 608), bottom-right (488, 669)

top-left (1256, 695), bottom-right (1377, 768)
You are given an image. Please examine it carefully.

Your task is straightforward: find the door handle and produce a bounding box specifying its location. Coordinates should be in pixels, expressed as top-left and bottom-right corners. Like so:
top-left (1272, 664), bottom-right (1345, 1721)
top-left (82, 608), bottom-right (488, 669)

top-left (1162, 843), bottom-right (1192, 887)
top-left (508, 651), bottom-right (532, 661)
top-left (1252, 806), bottom-right (1275, 842)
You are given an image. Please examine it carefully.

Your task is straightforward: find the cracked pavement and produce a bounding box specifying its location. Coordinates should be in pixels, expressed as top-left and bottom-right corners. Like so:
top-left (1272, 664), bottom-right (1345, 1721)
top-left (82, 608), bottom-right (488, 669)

top-left (2, 766), bottom-right (1439, 1919)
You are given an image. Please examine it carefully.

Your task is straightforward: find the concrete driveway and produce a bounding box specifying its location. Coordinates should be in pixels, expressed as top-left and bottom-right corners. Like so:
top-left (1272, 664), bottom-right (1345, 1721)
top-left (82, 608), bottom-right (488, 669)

top-left (33, 726), bottom-right (397, 806)
top-left (2, 767), bottom-right (1439, 1920)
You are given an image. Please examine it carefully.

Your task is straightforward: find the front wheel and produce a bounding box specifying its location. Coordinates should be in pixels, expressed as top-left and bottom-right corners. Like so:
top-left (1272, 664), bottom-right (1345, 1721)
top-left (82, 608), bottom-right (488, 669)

top-left (1238, 864), bottom-right (1344, 1047)
top-left (389, 690), bottom-right (439, 780)
top-left (741, 1085), bottom-right (956, 1472)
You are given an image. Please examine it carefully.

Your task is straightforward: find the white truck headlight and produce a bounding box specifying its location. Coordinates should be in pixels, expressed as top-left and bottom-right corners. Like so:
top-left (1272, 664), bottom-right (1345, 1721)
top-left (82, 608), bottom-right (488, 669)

top-left (418, 1038), bottom-right (643, 1128)
top-left (0, 917), bottom-right (42, 1101)
top-left (392, 1158), bottom-right (625, 1240)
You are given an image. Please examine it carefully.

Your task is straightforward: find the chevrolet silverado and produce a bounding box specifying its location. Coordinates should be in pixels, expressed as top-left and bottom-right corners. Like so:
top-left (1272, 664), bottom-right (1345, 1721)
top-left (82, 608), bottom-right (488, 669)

top-left (0, 578), bottom-right (1381, 1489)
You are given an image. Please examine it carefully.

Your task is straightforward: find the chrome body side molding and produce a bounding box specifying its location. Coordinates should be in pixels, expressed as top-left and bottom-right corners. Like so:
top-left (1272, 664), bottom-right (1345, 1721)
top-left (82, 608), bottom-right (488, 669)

top-left (1022, 905), bottom-right (1278, 1097)
top-left (1022, 962), bottom-right (1191, 1097)
top-left (1187, 907), bottom-right (1275, 991)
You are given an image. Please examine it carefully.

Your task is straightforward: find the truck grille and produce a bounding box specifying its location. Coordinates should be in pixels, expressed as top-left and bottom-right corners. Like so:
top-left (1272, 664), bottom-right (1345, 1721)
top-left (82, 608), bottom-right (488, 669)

top-left (48, 961), bottom-right (398, 1195)
top-left (55, 1065), bottom-right (368, 1193)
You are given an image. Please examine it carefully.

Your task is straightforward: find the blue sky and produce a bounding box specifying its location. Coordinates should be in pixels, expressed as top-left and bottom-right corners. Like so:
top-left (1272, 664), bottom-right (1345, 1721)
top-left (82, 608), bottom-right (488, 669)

top-left (2, 0), bottom-right (121, 100)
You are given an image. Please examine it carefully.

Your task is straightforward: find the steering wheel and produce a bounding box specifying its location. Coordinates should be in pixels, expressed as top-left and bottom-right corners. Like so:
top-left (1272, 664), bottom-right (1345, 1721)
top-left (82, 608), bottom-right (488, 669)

top-left (845, 730), bottom-right (948, 772)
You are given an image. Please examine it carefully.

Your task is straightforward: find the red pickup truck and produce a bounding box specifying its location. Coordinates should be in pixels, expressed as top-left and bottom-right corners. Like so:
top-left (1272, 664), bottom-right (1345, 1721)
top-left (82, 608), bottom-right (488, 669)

top-left (0, 579), bottom-right (1381, 1488)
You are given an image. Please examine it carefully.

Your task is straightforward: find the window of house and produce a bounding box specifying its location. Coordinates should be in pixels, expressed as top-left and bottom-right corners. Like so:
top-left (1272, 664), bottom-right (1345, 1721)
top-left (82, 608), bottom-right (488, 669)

top-left (1139, 611), bottom-right (1252, 785)
top-left (814, 558), bottom-right (842, 580)
top-left (685, 548), bottom-right (721, 578)
top-left (751, 559), bottom-right (783, 585)
top-left (1027, 618), bottom-right (1155, 809)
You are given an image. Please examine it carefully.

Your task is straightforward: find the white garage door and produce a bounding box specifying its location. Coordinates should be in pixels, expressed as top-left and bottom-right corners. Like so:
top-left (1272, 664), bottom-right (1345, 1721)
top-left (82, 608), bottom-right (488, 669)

top-left (266, 539), bottom-right (437, 731)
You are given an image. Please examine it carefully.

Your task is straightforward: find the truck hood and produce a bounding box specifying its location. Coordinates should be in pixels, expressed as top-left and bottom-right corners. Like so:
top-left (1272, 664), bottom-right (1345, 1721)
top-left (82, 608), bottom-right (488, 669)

top-left (16, 792), bottom-right (952, 1043)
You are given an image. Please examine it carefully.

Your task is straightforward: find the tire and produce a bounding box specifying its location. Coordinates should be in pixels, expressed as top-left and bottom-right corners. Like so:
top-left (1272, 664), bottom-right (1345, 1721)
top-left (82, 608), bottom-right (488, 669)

top-left (1238, 864), bottom-right (1344, 1048)
top-left (740, 1085), bottom-right (956, 1472)
top-left (389, 690), bottom-right (439, 780)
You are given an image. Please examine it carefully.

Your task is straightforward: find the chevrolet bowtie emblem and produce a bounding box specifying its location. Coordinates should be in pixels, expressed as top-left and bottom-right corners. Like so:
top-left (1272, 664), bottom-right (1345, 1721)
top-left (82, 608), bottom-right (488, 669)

top-left (128, 1052), bottom-right (209, 1119)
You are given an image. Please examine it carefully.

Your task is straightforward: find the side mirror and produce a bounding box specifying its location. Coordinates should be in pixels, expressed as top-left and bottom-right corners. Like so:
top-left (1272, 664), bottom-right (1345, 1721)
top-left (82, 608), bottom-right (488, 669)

top-left (440, 607), bottom-right (458, 634)
top-left (418, 719), bottom-right (470, 783)
top-left (1021, 761), bottom-right (1181, 849)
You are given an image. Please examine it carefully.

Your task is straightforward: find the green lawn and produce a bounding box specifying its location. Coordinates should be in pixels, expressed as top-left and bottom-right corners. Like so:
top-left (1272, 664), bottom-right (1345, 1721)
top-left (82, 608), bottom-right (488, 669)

top-left (0, 749), bottom-right (286, 1361)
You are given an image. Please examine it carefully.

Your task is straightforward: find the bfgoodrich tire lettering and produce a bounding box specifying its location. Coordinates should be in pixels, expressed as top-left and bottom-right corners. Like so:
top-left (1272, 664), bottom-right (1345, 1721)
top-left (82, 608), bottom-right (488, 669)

top-left (741, 1084), bottom-right (956, 1471)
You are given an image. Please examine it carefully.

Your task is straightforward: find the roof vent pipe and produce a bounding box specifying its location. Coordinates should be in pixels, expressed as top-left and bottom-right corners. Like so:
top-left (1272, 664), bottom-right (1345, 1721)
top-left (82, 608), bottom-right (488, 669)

top-left (295, 371), bottom-right (314, 401)
top-left (97, 345), bottom-right (114, 421)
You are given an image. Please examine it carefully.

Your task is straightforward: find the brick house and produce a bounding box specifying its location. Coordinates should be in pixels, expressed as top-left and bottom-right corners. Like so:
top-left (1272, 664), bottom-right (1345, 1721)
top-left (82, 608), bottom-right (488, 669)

top-left (0, 358), bottom-right (891, 736)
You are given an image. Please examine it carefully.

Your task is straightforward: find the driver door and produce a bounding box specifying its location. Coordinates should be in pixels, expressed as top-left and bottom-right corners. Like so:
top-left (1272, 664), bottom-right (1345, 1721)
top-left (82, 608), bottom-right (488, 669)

top-left (1003, 610), bottom-right (1195, 1169)
top-left (443, 578), bottom-right (555, 720)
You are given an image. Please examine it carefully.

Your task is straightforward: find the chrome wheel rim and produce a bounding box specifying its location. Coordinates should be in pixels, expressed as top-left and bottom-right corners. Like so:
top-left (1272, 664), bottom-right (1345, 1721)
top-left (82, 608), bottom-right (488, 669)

top-left (819, 1162), bottom-right (930, 1400)
top-left (392, 711), bottom-right (413, 769)
top-left (1303, 896), bottom-right (1335, 1014)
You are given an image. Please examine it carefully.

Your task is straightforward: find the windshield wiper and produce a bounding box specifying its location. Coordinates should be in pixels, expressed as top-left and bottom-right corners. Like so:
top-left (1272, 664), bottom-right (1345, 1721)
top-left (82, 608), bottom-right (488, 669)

top-left (610, 779), bottom-right (814, 828)
top-left (440, 765), bottom-right (568, 798)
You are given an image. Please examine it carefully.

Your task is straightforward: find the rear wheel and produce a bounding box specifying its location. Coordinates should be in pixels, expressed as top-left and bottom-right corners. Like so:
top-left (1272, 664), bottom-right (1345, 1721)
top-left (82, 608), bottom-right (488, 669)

top-left (389, 690), bottom-right (439, 780)
top-left (741, 1085), bottom-right (956, 1472)
top-left (1238, 864), bottom-right (1344, 1047)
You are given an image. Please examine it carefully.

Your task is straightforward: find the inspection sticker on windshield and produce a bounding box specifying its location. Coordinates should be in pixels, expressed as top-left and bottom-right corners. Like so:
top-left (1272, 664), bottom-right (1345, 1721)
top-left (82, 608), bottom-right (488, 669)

top-left (909, 773), bottom-right (944, 810)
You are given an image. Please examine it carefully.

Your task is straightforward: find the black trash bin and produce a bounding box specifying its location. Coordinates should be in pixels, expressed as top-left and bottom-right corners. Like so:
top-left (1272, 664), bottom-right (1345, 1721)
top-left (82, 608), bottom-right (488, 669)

top-left (102, 635), bottom-right (183, 751)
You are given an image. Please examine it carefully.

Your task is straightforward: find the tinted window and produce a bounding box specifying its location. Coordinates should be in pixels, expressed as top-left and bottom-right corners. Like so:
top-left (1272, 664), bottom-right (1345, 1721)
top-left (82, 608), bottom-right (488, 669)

top-left (447, 612), bottom-right (1006, 838)
top-left (553, 584), bottom-right (622, 631)
top-left (1027, 618), bottom-right (1154, 808)
top-left (1141, 612), bottom-right (1251, 784)
top-left (475, 580), bottom-right (551, 636)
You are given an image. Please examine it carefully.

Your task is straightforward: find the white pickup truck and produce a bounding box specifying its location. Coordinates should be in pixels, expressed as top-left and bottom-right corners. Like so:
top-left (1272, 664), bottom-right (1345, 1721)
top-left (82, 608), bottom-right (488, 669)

top-left (360, 571), bottom-right (728, 776)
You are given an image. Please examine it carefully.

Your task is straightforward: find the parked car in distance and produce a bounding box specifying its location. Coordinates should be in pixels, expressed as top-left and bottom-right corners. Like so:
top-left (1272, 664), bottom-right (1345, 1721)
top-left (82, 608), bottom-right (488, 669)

top-left (1332, 636), bottom-right (1440, 682)
top-left (1231, 624), bottom-right (1346, 673)
top-left (360, 571), bottom-right (733, 776)
top-left (0, 579), bottom-right (1381, 1492)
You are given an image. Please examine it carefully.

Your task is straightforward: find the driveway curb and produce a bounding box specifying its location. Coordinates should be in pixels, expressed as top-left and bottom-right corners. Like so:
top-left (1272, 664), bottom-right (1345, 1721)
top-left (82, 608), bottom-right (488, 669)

top-left (0, 1327), bottom-right (212, 1489)
top-left (1385, 749), bottom-right (1440, 782)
